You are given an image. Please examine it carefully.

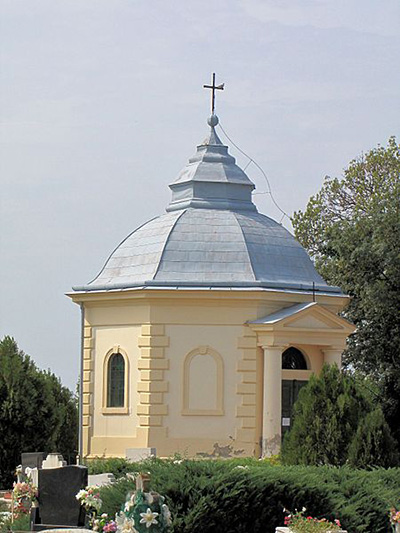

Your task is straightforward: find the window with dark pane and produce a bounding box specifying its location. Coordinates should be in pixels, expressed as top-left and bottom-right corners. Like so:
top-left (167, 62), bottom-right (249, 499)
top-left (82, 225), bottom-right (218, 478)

top-left (107, 353), bottom-right (125, 407)
top-left (282, 347), bottom-right (307, 370)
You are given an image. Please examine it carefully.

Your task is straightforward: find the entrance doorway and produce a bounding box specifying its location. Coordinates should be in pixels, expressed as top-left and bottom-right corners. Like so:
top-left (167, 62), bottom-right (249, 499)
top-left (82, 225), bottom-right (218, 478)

top-left (281, 379), bottom-right (308, 437)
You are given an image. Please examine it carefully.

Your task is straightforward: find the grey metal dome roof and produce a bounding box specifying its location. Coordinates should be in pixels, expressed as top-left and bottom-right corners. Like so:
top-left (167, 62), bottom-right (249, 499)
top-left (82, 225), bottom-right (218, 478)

top-left (74, 116), bottom-right (341, 294)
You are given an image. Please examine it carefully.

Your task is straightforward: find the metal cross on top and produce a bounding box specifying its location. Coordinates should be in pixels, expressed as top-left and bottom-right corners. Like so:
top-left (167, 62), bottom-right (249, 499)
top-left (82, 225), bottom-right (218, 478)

top-left (203, 73), bottom-right (224, 115)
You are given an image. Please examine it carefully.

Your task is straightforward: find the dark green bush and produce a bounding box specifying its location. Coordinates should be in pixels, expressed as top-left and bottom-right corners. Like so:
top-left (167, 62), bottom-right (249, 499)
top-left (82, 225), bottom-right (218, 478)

top-left (281, 365), bottom-right (399, 468)
top-left (85, 457), bottom-right (136, 478)
top-left (97, 460), bottom-right (400, 533)
top-left (347, 408), bottom-right (400, 468)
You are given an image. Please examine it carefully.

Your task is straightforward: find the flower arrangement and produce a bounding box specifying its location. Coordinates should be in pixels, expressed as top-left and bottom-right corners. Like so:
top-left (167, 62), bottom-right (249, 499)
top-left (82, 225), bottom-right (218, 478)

top-left (390, 508), bottom-right (400, 531)
top-left (91, 513), bottom-right (117, 533)
top-left (76, 486), bottom-right (103, 514)
top-left (76, 475), bottom-right (171, 533)
top-left (119, 485), bottom-right (172, 532)
top-left (283, 508), bottom-right (342, 532)
top-left (12, 481), bottom-right (38, 517)
top-left (13, 482), bottom-right (38, 503)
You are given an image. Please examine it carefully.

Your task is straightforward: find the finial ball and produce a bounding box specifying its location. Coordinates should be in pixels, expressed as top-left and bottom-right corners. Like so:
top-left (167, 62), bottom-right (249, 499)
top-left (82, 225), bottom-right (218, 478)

top-left (207, 114), bottom-right (219, 127)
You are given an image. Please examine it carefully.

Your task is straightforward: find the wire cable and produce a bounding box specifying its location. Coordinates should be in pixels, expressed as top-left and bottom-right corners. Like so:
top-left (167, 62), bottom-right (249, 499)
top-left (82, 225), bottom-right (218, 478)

top-left (217, 121), bottom-right (291, 222)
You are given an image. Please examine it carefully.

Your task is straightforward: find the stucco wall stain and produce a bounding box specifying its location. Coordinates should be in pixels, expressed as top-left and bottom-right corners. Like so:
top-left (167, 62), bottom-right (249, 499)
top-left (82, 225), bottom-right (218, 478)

top-left (262, 434), bottom-right (281, 457)
top-left (196, 442), bottom-right (245, 459)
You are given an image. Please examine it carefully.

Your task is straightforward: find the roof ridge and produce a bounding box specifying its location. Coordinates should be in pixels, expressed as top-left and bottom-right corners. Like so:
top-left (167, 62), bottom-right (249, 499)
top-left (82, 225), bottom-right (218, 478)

top-left (83, 215), bottom-right (160, 288)
top-left (152, 209), bottom-right (187, 280)
top-left (232, 211), bottom-right (257, 282)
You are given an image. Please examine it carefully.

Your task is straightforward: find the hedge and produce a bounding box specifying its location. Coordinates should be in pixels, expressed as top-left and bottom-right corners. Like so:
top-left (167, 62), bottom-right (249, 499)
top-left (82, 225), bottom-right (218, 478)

top-left (93, 459), bottom-right (400, 533)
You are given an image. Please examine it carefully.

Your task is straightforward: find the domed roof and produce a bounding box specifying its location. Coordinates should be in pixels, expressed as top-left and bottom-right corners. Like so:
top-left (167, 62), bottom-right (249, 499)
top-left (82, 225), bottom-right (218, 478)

top-left (75, 116), bottom-right (341, 295)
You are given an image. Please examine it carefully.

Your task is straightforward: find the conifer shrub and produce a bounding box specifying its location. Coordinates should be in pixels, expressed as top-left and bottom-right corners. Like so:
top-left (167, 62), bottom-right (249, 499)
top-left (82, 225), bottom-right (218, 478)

top-left (347, 407), bottom-right (400, 468)
top-left (85, 457), bottom-right (135, 478)
top-left (281, 364), bottom-right (399, 468)
top-left (97, 460), bottom-right (400, 533)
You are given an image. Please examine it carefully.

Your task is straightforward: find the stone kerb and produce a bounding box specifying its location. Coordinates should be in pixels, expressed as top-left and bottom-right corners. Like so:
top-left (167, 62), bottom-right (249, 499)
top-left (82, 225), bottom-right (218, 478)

top-left (35, 528), bottom-right (92, 533)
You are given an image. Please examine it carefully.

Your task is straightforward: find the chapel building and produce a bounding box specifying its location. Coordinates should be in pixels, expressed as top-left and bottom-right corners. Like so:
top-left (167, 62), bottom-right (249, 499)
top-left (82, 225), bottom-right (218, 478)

top-left (69, 111), bottom-right (354, 459)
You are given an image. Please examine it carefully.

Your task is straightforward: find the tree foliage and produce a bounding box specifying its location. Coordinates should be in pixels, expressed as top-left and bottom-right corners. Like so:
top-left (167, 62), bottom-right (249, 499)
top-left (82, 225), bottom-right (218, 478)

top-left (347, 407), bottom-right (399, 469)
top-left (291, 137), bottom-right (400, 445)
top-left (0, 336), bottom-right (78, 487)
top-left (281, 364), bottom-right (399, 468)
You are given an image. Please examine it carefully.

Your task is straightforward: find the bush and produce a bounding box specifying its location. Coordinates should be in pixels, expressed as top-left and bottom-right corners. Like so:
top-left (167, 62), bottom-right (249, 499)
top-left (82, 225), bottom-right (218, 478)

top-left (96, 460), bottom-right (400, 533)
top-left (347, 408), bottom-right (399, 468)
top-left (0, 512), bottom-right (30, 533)
top-left (85, 457), bottom-right (136, 478)
top-left (281, 364), bottom-right (399, 467)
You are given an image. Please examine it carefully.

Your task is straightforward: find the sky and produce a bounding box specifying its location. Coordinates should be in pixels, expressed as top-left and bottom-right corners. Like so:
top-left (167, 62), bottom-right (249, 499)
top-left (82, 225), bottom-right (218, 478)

top-left (1, 0), bottom-right (399, 391)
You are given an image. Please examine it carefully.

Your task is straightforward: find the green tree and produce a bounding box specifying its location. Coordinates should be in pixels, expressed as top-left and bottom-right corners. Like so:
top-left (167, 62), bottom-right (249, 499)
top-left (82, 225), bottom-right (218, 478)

top-left (347, 407), bottom-right (399, 468)
top-left (281, 364), bottom-right (373, 466)
top-left (0, 336), bottom-right (78, 487)
top-left (291, 137), bottom-right (400, 446)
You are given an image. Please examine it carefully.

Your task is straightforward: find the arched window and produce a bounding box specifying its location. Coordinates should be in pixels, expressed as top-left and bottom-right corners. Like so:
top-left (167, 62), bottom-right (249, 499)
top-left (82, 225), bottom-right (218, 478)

top-left (107, 353), bottom-right (125, 407)
top-left (282, 347), bottom-right (308, 370)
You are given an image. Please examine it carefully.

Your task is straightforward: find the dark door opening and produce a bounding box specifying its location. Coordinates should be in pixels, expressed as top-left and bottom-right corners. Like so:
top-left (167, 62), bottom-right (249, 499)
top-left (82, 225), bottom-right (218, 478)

top-left (281, 379), bottom-right (308, 438)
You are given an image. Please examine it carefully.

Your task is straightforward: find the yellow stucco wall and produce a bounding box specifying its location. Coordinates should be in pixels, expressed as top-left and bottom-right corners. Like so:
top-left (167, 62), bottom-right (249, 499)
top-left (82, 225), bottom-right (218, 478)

top-left (70, 289), bottom-right (352, 459)
top-left (92, 325), bottom-right (141, 438)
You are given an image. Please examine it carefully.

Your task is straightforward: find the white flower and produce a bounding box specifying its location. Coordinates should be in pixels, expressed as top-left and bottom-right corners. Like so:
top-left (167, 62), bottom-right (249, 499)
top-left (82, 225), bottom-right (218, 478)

top-left (302, 507), bottom-right (307, 512)
top-left (76, 489), bottom-right (87, 501)
top-left (139, 508), bottom-right (159, 529)
top-left (116, 512), bottom-right (138, 533)
top-left (161, 504), bottom-right (172, 526)
top-left (124, 499), bottom-right (133, 512)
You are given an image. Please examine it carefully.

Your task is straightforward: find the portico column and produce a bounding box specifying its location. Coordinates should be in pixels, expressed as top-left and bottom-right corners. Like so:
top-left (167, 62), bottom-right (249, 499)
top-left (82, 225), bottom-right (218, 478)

top-left (322, 348), bottom-right (343, 368)
top-left (262, 345), bottom-right (283, 457)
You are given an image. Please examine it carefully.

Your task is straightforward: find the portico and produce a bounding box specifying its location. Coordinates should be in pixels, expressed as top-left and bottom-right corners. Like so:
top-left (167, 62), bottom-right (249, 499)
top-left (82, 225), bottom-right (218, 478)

top-left (249, 302), bottom-right (355, 456)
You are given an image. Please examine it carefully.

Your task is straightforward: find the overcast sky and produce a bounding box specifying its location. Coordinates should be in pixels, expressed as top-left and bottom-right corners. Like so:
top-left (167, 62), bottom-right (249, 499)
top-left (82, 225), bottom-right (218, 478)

top-left (1, 0), bottom-right (399, 391)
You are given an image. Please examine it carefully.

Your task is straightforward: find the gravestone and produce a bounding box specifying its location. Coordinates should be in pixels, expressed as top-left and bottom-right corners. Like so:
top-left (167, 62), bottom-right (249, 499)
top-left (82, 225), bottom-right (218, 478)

top-left (41, 454), bottom-right (66, 469)
top-left (125, 447), bottom-right (156, 462)
top-left (87, 473), bottom-right (115, 487)
top-left (31, 465), bottom-right (88, 531)
top-left (22, 452), bottom-right (44, 472)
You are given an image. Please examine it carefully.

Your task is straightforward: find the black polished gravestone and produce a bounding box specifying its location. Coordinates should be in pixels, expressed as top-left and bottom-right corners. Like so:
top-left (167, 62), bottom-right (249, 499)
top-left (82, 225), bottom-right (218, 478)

top-left (31, 465), bottom-right (88, 531)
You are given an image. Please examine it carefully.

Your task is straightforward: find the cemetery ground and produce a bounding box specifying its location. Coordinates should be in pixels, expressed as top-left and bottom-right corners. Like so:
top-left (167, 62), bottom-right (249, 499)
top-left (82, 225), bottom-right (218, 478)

top-left (1, 456), bottom-right (400, 533)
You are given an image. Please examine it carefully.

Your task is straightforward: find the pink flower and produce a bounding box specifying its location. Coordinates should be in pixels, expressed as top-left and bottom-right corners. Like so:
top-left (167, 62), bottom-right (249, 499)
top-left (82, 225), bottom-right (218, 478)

top-left (103, 521), bottom-right (117, 532)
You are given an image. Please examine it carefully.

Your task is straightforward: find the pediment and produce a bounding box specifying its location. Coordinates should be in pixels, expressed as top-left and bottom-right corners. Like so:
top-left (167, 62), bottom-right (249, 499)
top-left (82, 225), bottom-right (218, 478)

top-left (285, 314), bottom-right (340, 330)
top-left (250, 302), bottom-right (355, 333)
